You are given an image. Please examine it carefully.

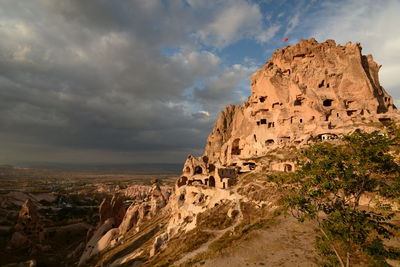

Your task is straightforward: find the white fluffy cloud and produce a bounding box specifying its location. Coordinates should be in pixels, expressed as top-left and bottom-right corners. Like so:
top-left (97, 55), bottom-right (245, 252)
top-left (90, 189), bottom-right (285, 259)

top-left (193, 63), bottom-right (258, 114)
top-left (170, 49), bottom-right (221, 77)
top-left (196, 0), bottom-right (277, 48)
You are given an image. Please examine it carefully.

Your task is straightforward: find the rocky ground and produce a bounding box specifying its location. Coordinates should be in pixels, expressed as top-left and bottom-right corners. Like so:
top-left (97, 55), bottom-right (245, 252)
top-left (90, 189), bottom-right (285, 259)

top-left (0, 166), bottom-right (176, 267)
top-left (1, 163), bottom-right (399, 267)
top-left (68, 168), bottom-right (399, 267)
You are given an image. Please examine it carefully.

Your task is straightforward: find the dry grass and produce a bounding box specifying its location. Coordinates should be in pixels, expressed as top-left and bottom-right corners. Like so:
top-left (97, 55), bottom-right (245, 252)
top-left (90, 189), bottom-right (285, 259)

top-left (180, 202), bottom-right (279, 266)
top-left (86, 213), bottom-right (169, 267)
top-left (197, 201), bottom-right (234, 230)
top-left (144, 229), bottom-right (214, 267)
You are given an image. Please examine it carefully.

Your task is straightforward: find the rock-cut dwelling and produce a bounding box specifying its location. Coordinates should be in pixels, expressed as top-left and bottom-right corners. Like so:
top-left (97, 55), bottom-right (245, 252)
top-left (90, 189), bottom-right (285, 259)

top-left (179, 39), bottom-right (400, 188)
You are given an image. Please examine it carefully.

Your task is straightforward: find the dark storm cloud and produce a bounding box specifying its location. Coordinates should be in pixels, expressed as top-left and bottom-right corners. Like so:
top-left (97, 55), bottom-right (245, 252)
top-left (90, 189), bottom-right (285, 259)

top-left (0, 0), bottom-right (210, 163)
top-left (0, 0), bottom-right (277, 164)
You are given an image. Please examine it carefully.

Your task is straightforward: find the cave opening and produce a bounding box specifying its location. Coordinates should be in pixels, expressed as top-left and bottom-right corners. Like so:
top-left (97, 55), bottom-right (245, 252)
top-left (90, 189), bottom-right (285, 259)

top-left (323, 99), bottom-right (333, 107)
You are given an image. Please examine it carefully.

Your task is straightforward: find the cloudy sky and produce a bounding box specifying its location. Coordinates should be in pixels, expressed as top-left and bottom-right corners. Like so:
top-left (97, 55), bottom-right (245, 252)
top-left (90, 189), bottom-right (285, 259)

top-left (1, 0), bottom-right (399, 165)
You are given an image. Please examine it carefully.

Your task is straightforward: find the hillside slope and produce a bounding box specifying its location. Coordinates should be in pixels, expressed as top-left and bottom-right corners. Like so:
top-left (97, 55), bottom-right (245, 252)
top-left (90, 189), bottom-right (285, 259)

top-left (75, 39), bottom-right (400, 267)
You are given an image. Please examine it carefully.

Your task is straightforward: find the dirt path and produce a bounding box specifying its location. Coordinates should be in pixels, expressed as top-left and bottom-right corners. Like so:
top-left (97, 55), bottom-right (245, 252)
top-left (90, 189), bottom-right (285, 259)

top-left (174, 190), bottom-right (244, 266)
top-left (197, 216), bottom-right (318, 267)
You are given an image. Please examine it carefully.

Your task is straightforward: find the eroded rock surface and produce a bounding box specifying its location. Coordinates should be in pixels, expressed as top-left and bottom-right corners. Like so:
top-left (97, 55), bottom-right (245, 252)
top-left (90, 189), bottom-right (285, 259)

top-left (79, 194), bottom-right (127, 265)
top-left (99, 194), bottom-right (126, 226)
top-left (204, 39), bottom-right (399, 167)
top-left (78, 180), bottom-right (171, 265)
top-left (79, 218), bottom-right (116, 265)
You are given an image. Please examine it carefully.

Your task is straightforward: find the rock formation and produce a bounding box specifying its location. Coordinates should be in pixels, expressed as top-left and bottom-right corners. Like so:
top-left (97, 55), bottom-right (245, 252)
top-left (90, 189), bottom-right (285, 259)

top-left (78, 180), bottom-right (170, 265)
top-left (122, 184), bottom-right (171, 200)
top-left (8, 199), bottom-right (46, 252)
top-left (150, 232), bottom-right (168, 257)
top-left (118, 179), bottom-right (168, 235)
top-left (79, 194), bottom-right (126, 265)
top-left (161, 39), bottom-right (400, 249)
top-left (78, 218), bottom-right (117, 265)
top-left (163, 39), bottom-right (400, 265)
top-left (201, 39), bottom-right (398, 168)
top-left (99, 194), bottom-right (126, 226)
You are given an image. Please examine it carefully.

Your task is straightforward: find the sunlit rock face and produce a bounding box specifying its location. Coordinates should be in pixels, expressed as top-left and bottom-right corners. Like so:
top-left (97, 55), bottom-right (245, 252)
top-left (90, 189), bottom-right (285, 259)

top-left (78, 181), bottom-right (171, 265)
top-left (204, 38), bottom-right (398, 165)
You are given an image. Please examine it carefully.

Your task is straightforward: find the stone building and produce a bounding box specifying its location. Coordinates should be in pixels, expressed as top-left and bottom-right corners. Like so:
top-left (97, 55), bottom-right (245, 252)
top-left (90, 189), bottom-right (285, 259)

top-left (176, 155), bottom-right (237, 189)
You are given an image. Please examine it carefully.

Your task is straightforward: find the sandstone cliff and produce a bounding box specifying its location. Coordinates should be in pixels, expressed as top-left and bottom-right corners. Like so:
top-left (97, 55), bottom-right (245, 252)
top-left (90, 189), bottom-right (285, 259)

top-left (204, 38), bottom-right (398, 166)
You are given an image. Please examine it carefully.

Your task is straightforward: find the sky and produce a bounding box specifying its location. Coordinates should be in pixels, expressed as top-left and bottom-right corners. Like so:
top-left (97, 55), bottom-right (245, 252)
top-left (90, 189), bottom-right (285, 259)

top-left (0, 0), bottom-right (399, 165)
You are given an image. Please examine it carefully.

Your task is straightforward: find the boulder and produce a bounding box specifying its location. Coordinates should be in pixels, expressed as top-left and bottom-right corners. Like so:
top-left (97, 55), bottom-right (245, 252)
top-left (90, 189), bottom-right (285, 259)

top-left (150, 232), bottom-right (169, 257)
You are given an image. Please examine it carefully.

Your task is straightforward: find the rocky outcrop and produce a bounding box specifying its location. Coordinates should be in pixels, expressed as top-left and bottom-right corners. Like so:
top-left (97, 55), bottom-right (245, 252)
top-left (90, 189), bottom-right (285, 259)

top-left (204, 105), bottom-right (242, 164)
top-left (79, 194), bottom-right (126, 265)
top-left (204, 39), bottom-right (399, 166)
top-left (78, 180), bottom-right (170, 265)
top-left (78, 218), bottom-right (116, 265)
top-left (122, 184), bottom-right (171, 200)
top-left (8, 199), bottom-right (46, 252)
top-left (99, 194), bottom-right (126, 226)
top-left (119, 179), bottom-right (168, 235)
top-left (150, 232), bottom-right (169, 257)
top-left (167, 184), bottom-right (239, 235)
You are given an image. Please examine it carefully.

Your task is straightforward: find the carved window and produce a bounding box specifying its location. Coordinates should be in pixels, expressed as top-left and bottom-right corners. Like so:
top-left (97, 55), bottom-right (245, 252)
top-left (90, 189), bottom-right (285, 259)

top-left (194, 166), bottom-right (203, 174)
top-left (294, 98), bottom-right (303, 106)
top-left (323, 99), bottom-right (333, 107)
top-left (265, 139), bottom-right (275, 145)
top-left (284, 164), bottom-right (293, 172)
top-left (347, 110), bottom-right (356, 116)
top-left (209, 176), bottom-right (215, 187)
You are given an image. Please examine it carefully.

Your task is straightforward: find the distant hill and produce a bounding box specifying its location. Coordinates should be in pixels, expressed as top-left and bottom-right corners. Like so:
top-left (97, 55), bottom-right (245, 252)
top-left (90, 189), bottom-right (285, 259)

top-left (0, 162), bottom-right (182, 177)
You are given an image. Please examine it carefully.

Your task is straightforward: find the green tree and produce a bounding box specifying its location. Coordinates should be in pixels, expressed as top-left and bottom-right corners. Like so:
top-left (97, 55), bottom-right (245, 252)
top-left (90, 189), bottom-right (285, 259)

top-left (284, 129), bottom-right (400, 266)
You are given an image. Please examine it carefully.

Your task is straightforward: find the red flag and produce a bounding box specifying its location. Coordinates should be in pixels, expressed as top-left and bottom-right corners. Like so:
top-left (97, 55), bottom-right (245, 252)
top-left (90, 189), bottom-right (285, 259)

top-left (283, 38), bottom-right (289, 42)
